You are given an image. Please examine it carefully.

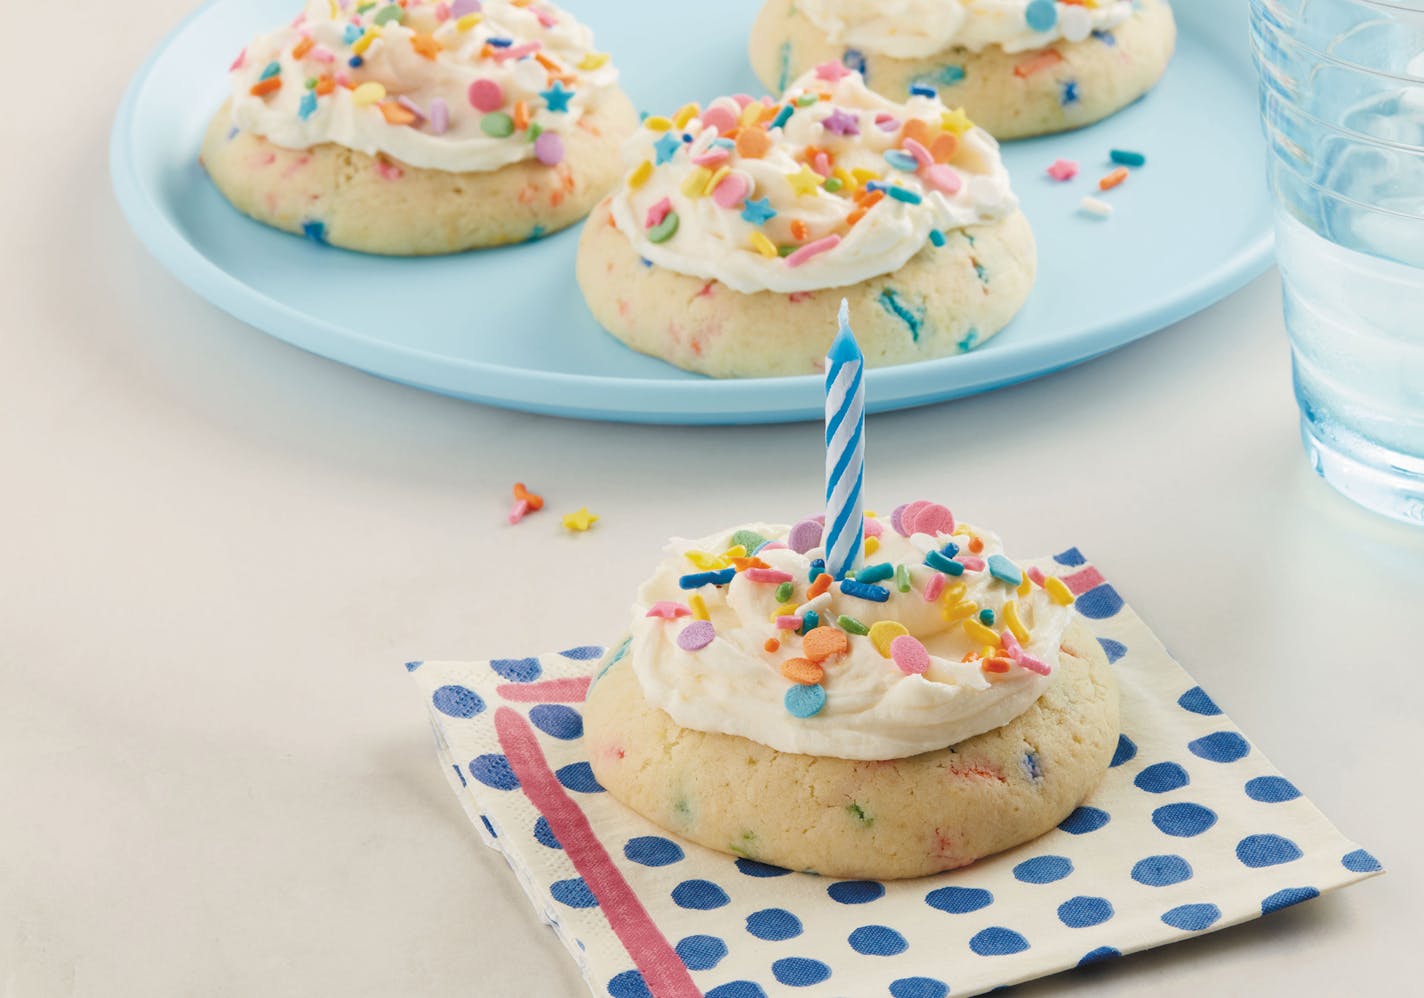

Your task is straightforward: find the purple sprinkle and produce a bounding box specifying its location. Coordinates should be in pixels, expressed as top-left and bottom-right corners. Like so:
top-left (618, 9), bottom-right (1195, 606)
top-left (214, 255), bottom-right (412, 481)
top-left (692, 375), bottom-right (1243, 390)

top-left (450, 0), bottom-right (482, 16)
top-left (428, 97), bottom-right (449, 135)
top-left (534, 130), bottom-right (565, 166)
top-left (677, 620), bottom-right (716, 652)
top-left (821, 108), bottom-right (860, 136)
top-left (787, 519), bottom-right (824, 554)
top-left (890, 504), bottom-right (910, 536)
top-left (397, 96), bottom-right (425, 122)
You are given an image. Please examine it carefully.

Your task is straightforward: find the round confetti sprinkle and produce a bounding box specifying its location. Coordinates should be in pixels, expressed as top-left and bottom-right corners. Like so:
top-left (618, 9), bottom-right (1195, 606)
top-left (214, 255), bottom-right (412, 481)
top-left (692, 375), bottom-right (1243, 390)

top-left (906, 502), bottom-right (955, 536)
top-left (780, 657), bottom-right (825, 685)
top-left (534, 131), bottom-right (565, 166)
top-left (1061, 6), bottom-right (1094, 42)
top-left (890, 634), bottom-right (930, 675)
top-left (868, 620), bottom-right (909, 657)
top-left (924, 164), bottom-right (963, 196)
top-left (788, 518), bottom-right (824, 554)
top-left (1025, 0), bottom-right (1058, 32)
top-left (677, 620), bottom-right (716, 651)
top-left (890, 503), bottom-right (911, 536)
top-left (702, 104), bottom-right (738, 134)
top-left (802, 625), bottom-right (849, 662)
top-left (480, 112), bottom-right (515, 138)
top-left (468, 78), bottom-right (505, 112)
top-left (712, 172), bottom-right (751, 209)
top-left (784, 683), bottom-right (827, 718)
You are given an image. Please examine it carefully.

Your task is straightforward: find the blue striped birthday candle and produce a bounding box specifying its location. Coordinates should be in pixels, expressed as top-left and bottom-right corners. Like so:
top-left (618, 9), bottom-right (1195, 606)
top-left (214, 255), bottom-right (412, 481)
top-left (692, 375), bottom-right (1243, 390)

top-left (824, 299), bottom-right (865, 581)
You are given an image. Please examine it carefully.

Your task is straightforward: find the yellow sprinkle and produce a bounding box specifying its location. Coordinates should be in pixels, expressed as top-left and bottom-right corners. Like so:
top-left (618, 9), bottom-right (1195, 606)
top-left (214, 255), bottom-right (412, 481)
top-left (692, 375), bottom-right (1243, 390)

top-left (628, 159), bottom-right (653, 190)
top-left (1018, 575), bottom-right (1032, 597)
top-left (1046, 577), bottom-right (1074, 606)
top-left (562, 508), bottom-right (598, 532)
top-left (578, 52), bottom-right (610, 70)
top-left (1002, 600), bottom-right (1030, 645)
top-left (850, 167), bottom-right (879, 186)
top-left (787, 165), bottom-right (822, 196)
top-left (681, 167), bottom-right (713, 198)
top-left (868, 621), bottom-right (909, 658)
top-left (963, 619), bottom-right (1001, 647)
top-left (685, 550), bottom-right (729, 571)
top-left (952, 524), bottom-right (971, 536)
top-left (864, 536), bottom-right (880, 557)
top-left (865, 510), bottom-right (878, 518)
top-left (351, 27), bottom-right (380, 56)
top-left (456, 13), bottom-right (481, 30)
top-left (941, 600), bottom-right (978, 624)
top-left (689, 594), bottom-right (710, 621)
top-left (980, 644), bottom-right (997, 660)
top-left (940, 582), bottom-right (967, 604)
top-left (703, 165), bottom-right (731, 197)
top-left (770, 603), bottom-right (799, 622)
top-left (643, 115), bottom-right (673, 132)
top-left (832, 167), bottom-right (854, 190)
top-left (721, 545), bottom-right (748, 560)
top-left (672, 103), bottom-right (700, 129)
top-left (750, 232), bottom-right (778, 258)
top-left (739, 101), bottom-right (765, 126)
top-left (351, 82), bottom-right (386, 106)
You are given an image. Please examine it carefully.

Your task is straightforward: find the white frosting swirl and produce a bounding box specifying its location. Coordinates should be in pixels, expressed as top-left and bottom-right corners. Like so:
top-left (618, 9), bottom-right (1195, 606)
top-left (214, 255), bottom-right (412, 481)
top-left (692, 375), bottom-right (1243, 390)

top-left (226, 0), bottom-right (619, 173)
top-left (609, 70), bottom-right (1017, 293)
top-left (627, 516), bottom-right (1076, 761)
top-left (799, 0), bottom-right (1135, 58)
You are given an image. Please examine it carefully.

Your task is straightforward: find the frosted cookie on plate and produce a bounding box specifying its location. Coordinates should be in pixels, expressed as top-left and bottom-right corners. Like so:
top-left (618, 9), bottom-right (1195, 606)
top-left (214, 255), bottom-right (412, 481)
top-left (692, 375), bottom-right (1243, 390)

top-left (750, 0), bottom-right (1177, 139)
top-left (201, 0), bottom-right (638, 254)
top-left (575, 67), bottom-right (1035, 377)
top-left (585, 506), bottom-right (1119, 880)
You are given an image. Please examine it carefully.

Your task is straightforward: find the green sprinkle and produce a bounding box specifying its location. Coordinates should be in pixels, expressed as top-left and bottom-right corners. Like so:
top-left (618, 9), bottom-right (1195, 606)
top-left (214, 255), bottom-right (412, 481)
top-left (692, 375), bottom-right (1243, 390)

top-left (305, 77), bottom-right (317, 89)
top-left (778, 245), bottom-right (796, 257)
top-left (480, 112), bottom-right (515, 138)
top-left (846, 803), bottom-right (875, 827)
top-left (648, 211), bottom-right (680, 244)
top-left (837, 614), bottom-right (869, 636)
top-left (979, 608), bottom-right (996, 626)
top-left (775, 581), bottom-right (794, 603)
top-left (796, 93), bottom-right (819, 106)
top-left (528, 122), bottom-right (543, 142)
top-left (824, 177), bottom-right (844, 193)
top-left (373, 5), bottom-right (403, 25)
top-left (732, 529), bottom-right (767, 552)
top-left (895, 564), bottom-right (912, 593)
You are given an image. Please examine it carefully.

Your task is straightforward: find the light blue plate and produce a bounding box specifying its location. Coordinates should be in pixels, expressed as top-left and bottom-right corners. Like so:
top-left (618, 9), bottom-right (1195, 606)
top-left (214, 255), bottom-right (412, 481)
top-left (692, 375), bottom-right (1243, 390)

top-left (111, 0), bottom-right (1270, 424)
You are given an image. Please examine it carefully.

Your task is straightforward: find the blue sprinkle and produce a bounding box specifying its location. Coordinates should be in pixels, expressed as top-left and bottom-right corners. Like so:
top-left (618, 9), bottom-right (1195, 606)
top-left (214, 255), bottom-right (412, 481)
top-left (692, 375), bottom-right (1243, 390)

top-left (771, 105), bottom-right (794, 130)
top-left (978, 608), bottom-right (995, 626)
top-left (842, 48), bottom-right (867, 77)
top-left (348, 56), bottom-right (363, 68)
top-left (1111, 149), bottom-right (1147, 167)
top-left (929, 229), bottom-right (946, 247)
top-left (987, 554), bottom-right (1023, 586)
top-left (924, 550), bottom-right (964, 576)
top-left (1093, 29), bottom-right (1117, 45)
top-left (258, 61), bottom-right (281, 81)
top-left (298, 91), bottom-right (318, 120)
top-left (885, 186), bottom-right (923, 204)
top-left (785, 684), bottom-right (827, 718)
top-left (343, 24), bottom-right (363, 44)
top-left (877, 288), bottom-right (925, 342)
top-left (301, 219), bottom-right (327, 244)
top-left (1061, 80), bottom-right (1081, 106)
top-left (939, 541), bottom-right (960, 557)
top-left (487, 37), bottom-right (514, 48)
top-left (840, 579), bottom-right (890, 602)
top-left (1025, 0), bottom-right (1058, 31)
top-left (809, 558), bottom-right (826, 581)
top-left (679, 568), bottom-right (736, 589)
top-left (1021, 751), bottom-right (1042, 781)
top-left (884, 149), bottom-right (920, 172)
top-left (802, 609), bottom-right (820, 632)
top-left (654, 132), bottom-right (682, 165)
top-left (856, 563), bottom-right (894, 584)
top-left (908, 83), bottom-right (937, 98)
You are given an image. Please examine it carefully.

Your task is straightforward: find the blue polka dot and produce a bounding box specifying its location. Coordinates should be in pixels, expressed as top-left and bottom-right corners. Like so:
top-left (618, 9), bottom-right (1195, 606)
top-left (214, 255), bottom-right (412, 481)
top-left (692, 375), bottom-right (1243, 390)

top-left (675, 934), bottom-right (728, 971)
top-left (1079, 946), bottom-right (1121, 966)
top-left (1177, 686), bottom-right (1221, 715)
top-left (1075, 584), bottom-right (1123, 619)
top-left (556, 762), bottom-right (604, 793)
top-left (490, 656), bottom-right (542, 682)
top-left (736, 858), bottom-right (791, 878)
top-left (969, 927), bottom-right (1029, 956)
top-left (533, 816), bottom-right (561, 849)
top-left (1098, 638), bottom-right (1127, 663)
top-left (1189, 732), bottom-right (1250, 763)
top-left (848, 925), bottom-right (907, 956)
top-left (1342, 849), bottom-right (1382, 873)
top-left (1057, 896), bottom-right (1114, 928)
top-left (705, 984), bottom-right (767, 998)
top-left (1131, 854), bottom-right (1193, 887)
top-left (1152, 802), bottom-right (1217, 837)
top-left (1013, 855), bottom-right (1073, 884)
top-left (480, 815), bottom-right (496, 838)
top-left (1135, 762), bottom-right (1190, 794)
top-left (1054, 547), bottom-right (1086, 566)
top-left (468, 754), bottom-right (519, 791)
top-left (550, 877), bottom-right (598, 908)
top-left (1245, 776), bottom-right (1300, 803)
top-left (607, 970), bottom-right (650, 998)
top-left (925, 886), bottom-right (993, 914)
top-left (1161, 903), bottom-right (1220, 931)
top-left (432, 685), bottom-right (485, 718)
top-left (559, 645), bottom-right (603, 660)
top-left (890, 978), bottom-right (949, 998)
top-left (1262, 886), bottom-right (1320, 914)
top-left (623, 836), bottom-right (684, 867)
top-left (828, 880), bottom-right (886, 904)
top-left (1237, 833), bottom-right (1303, 868)
top-left (1058, 806), bottom-right (1111, 834)
top-left (672, 879), bottom-right (730, 910)
top-left (745, 908), bottom-right (802, 941)
top-left (1110, 734), bottom-right (1137, 767)
top-left (530, 704), bottom-right (583, 740)
top-left (771, 957), bottom-right (831, 987)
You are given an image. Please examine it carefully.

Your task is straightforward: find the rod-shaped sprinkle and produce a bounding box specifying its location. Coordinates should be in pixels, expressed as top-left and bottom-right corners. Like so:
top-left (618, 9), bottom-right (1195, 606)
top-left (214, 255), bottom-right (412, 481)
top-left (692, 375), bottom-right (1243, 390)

top-left (824, 299), bottom-right (865, 581)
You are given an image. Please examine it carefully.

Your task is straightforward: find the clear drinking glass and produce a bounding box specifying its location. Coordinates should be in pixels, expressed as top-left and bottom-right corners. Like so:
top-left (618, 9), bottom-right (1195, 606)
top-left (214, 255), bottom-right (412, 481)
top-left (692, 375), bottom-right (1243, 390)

top-left (1249, 0), bottom-right (1424, 524)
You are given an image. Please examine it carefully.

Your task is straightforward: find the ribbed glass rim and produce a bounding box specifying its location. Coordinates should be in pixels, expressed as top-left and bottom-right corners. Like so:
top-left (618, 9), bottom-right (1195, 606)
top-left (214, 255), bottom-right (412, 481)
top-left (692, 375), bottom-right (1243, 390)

top-left (1265, 136), bottom-right (1424, 223)
top-left (1256, 69), bottom-right (1424, 153)
top-left (1250, 0), bottom-right (1424, 84)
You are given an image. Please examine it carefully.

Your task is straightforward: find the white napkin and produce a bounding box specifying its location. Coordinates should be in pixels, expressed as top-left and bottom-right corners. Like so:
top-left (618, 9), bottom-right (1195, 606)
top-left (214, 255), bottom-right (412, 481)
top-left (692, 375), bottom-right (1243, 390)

top-left (408, 550), bottom-right (1380, 998)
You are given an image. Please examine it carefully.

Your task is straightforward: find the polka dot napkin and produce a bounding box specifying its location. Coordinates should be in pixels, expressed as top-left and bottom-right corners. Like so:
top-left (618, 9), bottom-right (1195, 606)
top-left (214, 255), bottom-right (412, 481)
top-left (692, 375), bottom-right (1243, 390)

top-left (407, 551), bottom-right (1381, 998)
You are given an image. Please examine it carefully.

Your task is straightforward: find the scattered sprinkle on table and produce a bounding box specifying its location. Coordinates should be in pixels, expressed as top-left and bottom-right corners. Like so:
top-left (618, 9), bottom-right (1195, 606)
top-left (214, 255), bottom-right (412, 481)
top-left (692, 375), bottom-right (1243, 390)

top-left (562, 507), bottom-right (598, 532)
top-left (1079, 196), bottom-right (1113, 218)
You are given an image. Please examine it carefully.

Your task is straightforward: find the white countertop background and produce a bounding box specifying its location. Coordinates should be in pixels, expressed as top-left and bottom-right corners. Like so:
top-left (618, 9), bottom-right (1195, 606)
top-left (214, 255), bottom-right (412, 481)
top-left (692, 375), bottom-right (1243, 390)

top-left (3, 3), bottom-right (1422, 995)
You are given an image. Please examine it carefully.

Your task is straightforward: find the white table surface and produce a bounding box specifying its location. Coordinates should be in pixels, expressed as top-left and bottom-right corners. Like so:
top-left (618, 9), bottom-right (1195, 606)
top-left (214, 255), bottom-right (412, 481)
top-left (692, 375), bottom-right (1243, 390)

top-left (5, 3), bottom-right (1422, 996)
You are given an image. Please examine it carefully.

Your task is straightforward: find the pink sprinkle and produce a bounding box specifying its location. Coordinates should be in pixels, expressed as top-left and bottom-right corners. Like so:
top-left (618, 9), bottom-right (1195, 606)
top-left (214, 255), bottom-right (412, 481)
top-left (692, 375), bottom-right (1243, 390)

top-left (875, 113), bottom-right (900, 132)
top-left (429, 97), bottom-right (450, 135)
top-left (229, 48), bottom-right (246, 71)
top-left (732, 93), bottom-right (754, 108)
top-left (906, 502), bottom-right (954, 537)
top-left (645, 197), bottom-right (671, 229)
top-left (958, 556), bottom-right (986, 572)
top-left (1001, 631), bottom-right (1023, 657)
top-left (468, 78), bottom-right (505, 112)
top-left (435, 3), bottom-right (450, 22)
top-left (785, 235), bottom-right (841, 268)
top-left (923, 574), bottom-right (946, 602)
top-left (535, 131), bottom-right (565, 166)
top-left (1047, 159), bottom-right (1079, 182)
top-left (776, 616), bottom-right (804, 630)
top-left (397, 96), bottom-right (426, 122)
top-left (451, 0), bottom-right (481, 15)
top-left (903, 138), bottom-right (933, 167)
top-left (811, 151), bottom-right (832, 177)
top-left (646, 601), bottom-right (692, 619)
top-left (759, 542), bottom-right (788, 551)
top-left (746, 568), bottom-right (794, 584)
top-left (335, 72), bottom-right (352, 88)
top-left (701, 105), bottom-right (738, 134)
top-left (508, 498), bottom-right (530, 524)
top-left (815, 61), bottom-right (854, 82)
top-left (788, 291), bottom-right (813, 303)
top-left (863, 517), bottom-right (884, 538)
top-left (374, 159), bottom-right (403, 181)
top-left (712, 173), bottom-right (750, 209)
top-left (1017, 653), bottom-right (1052, 676)
top-left (535, 8), bottom-right (558, 27)
top-left (1027, 566), bottom-right (1047, 586)
top-left (924, 164), bottom-right (963, 195)
top-left (309, 45), bottom-right (335, 64)
top-left (493, 41), bottom-right (542, 62)
top-left (890, 635), bottom-right (930, 675)
top-left (692, 147), bottom-right (732, 168)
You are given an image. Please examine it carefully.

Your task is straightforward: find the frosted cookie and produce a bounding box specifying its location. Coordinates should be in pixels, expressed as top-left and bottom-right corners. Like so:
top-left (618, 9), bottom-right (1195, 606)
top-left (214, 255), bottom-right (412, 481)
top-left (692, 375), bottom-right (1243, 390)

top-left (576, 68), bottom-right (1035, 377)
top-left (585, 508), bottom-right (1119, 879)
top-left (201, 0), bottom-right (637, 254)
top-left (750, 0), bottom-right (1177, 140)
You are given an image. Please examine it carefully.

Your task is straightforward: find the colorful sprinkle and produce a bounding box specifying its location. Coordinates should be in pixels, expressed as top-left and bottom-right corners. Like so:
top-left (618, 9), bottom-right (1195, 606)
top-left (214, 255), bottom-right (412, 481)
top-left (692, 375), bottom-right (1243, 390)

top-left (1025, 0), bottom-right (1058, 32)
top-left (890, 635), bottom-right (930, 675)
top-left (540, 81), bottom-right (574, 112)
top-left (784, 683), bottom-right (827, 718)
top-left (785, 235), bottom-right (841, 268)
top-left (1100, 167), bottom-right (1130, 191)
top-left (803, 625), bottom-right (850, 661)
top-left (988, 554), bottom-right (1023, 586)
top-left (646, 601), bottom-right (692, 620)
top-left (534, 131), bottom-right (565, 166)
top-left (840, 579), bottom-right (890, 602)
top-left (781, 658), bottom-right (825, 685)
top-left (689, 594), bottom-right (711, 620)
top-left (679, 569), bottom-right (735, 589)
top-left (894, 564), bottom-right (912, 592)
top-left (925, 550), bottom-right (965, 576)
top-left (480, 111), bottom-right (515, 137)
top-left (677, 620), bottom-right (716, 652)
top-left (648, 211), bottom-right (680, 244)
top-left (1047, 158), bottom-right (1079, 182)
top-left (1111, 149), bottom-right (1147, 167)
top-left (747, 568), bottom-right (794, 584)
top-left (787, 519), bottom-right (824, 554)
top-left (856, 563), bottom-right (894, 585)
top-left (836, 614), bottom-right (870, 636)
top-left (1046, 576), bottom-right (1075, 605)
top-left (1079, 196), bottom-right (1114, 217)
top-left (561, 508), bottom-right (598, 532)
top-left (868, 620), bottom-right (909, 658)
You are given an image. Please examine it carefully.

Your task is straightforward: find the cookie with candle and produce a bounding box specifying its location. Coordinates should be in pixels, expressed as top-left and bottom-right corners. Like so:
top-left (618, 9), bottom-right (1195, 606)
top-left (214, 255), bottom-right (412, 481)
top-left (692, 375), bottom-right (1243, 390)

top-left (574, 66), bottom-right (1035, 377)
top-left (200, 0), bottom-right (637, 255)
top-left (749, 0), bottom-right (1176, 140)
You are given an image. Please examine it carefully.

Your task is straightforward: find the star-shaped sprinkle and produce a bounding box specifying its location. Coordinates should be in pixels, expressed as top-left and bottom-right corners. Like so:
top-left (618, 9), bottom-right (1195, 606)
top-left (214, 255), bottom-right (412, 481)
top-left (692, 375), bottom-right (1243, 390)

top-left (821, 108), bottom-right (860, 136)
top-left (741, 197), bottom-right (777, 224)
top-left (814, 60), bottom-right (854, 82)
top-left (786, 165), bottom-right (823, 196)
top-left (645, 601), bottom-right (692, 620)
top-left (653, 132), bottom-right (682, 165)
top-left (410, 33), bottom-right (443, 60)
top-left (562, 507), bottom-right (598, 532)
top-left (941, 106), bottom-right (974, 135)
top-left (1046, 158), bottom-right (1079, 181)
top-left (540, 80), bottom-right (574, 112)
